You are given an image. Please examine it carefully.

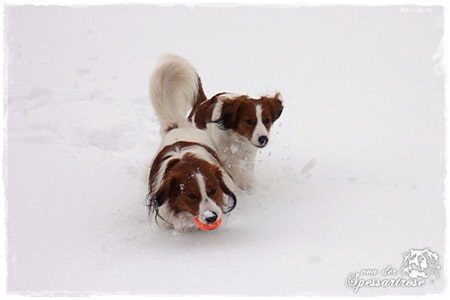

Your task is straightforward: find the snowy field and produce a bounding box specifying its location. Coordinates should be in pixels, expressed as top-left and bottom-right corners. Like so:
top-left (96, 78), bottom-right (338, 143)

top-left (3, 5), bottom-right (446, 296)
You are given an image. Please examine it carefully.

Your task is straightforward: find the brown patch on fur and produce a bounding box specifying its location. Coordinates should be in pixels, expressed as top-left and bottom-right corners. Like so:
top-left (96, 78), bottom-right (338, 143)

top-left (219, 96), bottom-right (256, 140)
top-left (187, 75), bottom-right (209, 125)
top-left (261, 92), bottom-right (283, 124)
top-left (194, 76), bottom-right (208, 106)
top-left (188, 97), bottom-right (218, 129)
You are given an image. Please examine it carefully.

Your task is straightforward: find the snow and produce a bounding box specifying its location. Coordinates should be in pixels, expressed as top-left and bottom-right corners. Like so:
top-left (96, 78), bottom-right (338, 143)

top-left (203, 210), bottom-right (216, 220)
top-left (230, 143), bottom-right (239, 154)
top-left (204, 210), bottom-right (214, 218)
top-left (3, 5), bottom-right (445, 296)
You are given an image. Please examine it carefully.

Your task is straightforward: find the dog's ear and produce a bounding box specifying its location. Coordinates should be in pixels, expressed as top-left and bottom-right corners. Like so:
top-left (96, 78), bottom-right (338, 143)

top-left (216, 100), bottom-right (242, 130)
top-left (214, 167), bottom-right (237, 213)
top-left (189, 97), bottom-right (218, 129)
top-left (153, 175), bottom-right (179, 207)
top-left (401, 252), bottom-right (411, 271)
top-left (269, 92), bottom-right (284, 122)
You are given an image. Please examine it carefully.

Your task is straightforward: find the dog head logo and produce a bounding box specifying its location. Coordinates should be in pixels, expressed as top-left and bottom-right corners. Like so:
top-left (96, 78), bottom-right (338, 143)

top-left (401, 248), bottom-right (440, 279)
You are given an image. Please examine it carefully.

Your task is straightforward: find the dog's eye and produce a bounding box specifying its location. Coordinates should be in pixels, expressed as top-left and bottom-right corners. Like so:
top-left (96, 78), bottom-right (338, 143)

top-left (263, 118), bottom-right (271, 124)
top-left (208, 189), bottom-right (216, 196)
top-left (188, 194), bottom-right (197, 200)
top-left (246, 119), bottom-right (255, 125)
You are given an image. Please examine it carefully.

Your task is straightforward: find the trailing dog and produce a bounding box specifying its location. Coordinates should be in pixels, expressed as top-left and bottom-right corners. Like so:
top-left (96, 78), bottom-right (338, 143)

top-left (162, 54), bottom-right (284, 190)
top-left (146, 55), bottom-right (237, 231)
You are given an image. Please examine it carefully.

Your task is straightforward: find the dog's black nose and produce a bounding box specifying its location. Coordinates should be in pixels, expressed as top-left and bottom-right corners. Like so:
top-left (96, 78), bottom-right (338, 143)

top-left (258, 136), bottom-right (269, 146)
top-left (205, 212), bottom-right (218, 223)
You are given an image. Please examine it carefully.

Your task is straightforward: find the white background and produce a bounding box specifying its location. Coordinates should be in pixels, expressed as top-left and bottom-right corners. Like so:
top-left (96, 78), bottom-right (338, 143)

top-left (2, 2), bottom-right (447, 297)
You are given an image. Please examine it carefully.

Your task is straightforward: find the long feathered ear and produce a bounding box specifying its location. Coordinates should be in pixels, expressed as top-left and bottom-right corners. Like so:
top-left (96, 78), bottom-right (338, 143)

top-left (146, 175), bottom-right (180, 225)
top-left (188, 97), bottom-right (218, 129)
top-left (146, 180), bottom-right (169, 223)
top-left (214, 167), bottom-right (237, 213)
top-left (401, 253), bottom-right (411, 273)
top-left (424, 251), bottom-right (440, 278)
top-left (151, 175), bottom-right (179, 208)
top-left (270, 92), bottom-right (284, 122)
top-left (215, 100), bottom-right (242, 130)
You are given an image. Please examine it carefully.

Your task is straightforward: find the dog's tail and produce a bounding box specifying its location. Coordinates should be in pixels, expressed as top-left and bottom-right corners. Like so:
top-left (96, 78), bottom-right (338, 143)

top-left (149, 54), bottom-right (207, 135)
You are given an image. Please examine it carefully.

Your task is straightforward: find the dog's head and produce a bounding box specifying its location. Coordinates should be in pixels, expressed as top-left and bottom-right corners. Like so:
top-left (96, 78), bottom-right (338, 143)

top-left (149, 159), bottom-right (236, 227)
top-left (213, 92), bottom-right (283, 148)
top-left (401, 249), bottom-right (441, 279)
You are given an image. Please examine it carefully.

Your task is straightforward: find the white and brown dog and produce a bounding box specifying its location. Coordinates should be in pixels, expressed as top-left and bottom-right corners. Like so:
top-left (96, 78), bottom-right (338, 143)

top-left (157, 54), bottom-right (284, 190)
top-left (146, 55), bottom-right (237, 231)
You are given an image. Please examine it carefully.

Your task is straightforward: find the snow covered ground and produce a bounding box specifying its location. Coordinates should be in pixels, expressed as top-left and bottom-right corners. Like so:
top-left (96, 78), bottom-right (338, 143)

top-left (3, 5), bottom-right (446, 296)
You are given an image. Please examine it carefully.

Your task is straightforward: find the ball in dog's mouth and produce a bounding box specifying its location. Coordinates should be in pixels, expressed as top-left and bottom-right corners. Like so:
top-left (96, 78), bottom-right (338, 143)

top-left (194, 212), bottom-right (222, 231)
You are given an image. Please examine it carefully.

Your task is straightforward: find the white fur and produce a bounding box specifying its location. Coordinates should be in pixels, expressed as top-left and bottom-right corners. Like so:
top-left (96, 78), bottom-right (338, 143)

top-left (210, 98), bottom-right (223, 122)
top-left (160, 127), bottom-right (216, 150)
top-left (157, 204), bottom-right (197, 232)
top-left (207, 124), bottom-right (257, 190)
top-left (150, 54), bottom-right (199, 135)
top-left (195, 173), bottom-right (223, 224)
top-left (251, 104), bottom-right (269, 146)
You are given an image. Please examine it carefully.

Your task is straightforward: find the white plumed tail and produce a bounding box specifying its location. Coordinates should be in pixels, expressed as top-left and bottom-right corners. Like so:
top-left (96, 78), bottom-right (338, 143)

top-left (149, 54), bottom-right (199, 135)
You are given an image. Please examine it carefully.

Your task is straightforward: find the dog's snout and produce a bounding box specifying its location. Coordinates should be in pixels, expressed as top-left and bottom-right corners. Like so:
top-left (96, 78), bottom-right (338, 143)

top-left (258, 136), bottom-right (268, 147)
top-left (204, 211), bottom-right (218, 223)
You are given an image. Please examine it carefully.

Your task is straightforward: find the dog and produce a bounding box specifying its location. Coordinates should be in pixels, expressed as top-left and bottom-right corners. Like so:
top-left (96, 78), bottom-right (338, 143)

top-left (401, 249), bottom-right (440, 279)
top-left (146, 55), bottom-right (237, 231)
top-left (157, 54), bottom-right (284, 190)
top-left (189, 91), bottom-right (283, 189)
